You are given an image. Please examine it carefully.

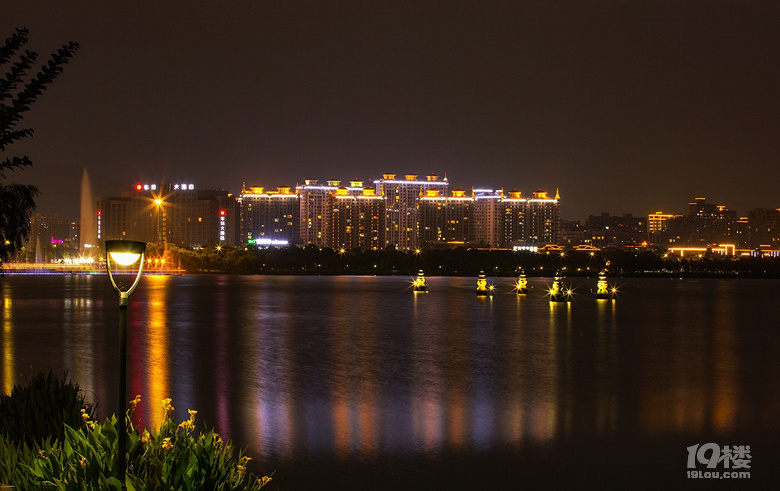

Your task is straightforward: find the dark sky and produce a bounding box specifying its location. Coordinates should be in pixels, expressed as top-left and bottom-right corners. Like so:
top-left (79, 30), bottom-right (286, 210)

top-left (3, 1), bottom-right (779, 221)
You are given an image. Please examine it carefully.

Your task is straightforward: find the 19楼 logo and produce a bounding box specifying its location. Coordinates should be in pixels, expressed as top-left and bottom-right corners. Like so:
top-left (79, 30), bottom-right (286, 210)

top-left (686, 443), bottom-right (751, 479)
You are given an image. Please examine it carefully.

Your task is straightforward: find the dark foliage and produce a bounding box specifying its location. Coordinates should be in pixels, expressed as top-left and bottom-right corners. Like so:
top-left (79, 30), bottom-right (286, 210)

top-left (153, 243), bottom-right (780, 278)
top-left (0, 370), bottom-right (96, 446)
top-left (0, 28), bottom-right (79, 264)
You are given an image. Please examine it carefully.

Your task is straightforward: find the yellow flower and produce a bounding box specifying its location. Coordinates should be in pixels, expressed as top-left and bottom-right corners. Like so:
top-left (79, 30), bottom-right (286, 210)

top-left (141, 431), bottom-right (150, 443)
top-left (240, 456), bottom-right (252, 466)
top-left (179, 419), bottom-right (194, 432)
top-left (38, 449), bottom-right (46, 457)
top-left (79, 456), bottom-right (87, 469)
top-left (237, 464), bottom-right (246, 477)
top-left (161, 397), bottom-right (175, 422)
top-left (188, 409), bottom-right (197, 418)
top-left (161, 398), bottom-right (174, 412)
top-left (258, 476), bottom-right (272, 487)
top-left (162, 437), bottom-right (173, 450)
top-left (130, 395), bottom-right (142, 408)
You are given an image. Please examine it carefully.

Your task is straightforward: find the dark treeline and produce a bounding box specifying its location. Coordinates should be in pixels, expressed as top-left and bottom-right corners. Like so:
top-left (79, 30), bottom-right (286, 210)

top-left (144, 244), bottom-right (780, 278)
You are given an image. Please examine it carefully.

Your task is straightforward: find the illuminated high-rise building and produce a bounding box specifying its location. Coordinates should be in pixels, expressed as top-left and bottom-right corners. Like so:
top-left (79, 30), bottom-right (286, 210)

top-left (95, 183), bottom-right (237, 247)
top-left (472, 188), bottom-right (503, 247)
top-left (297, 179), bottom-right (339, 247)
top-left (374, 173), bottom-right (449, 251)
top-left (501, 189), bottom-right (527, 246)
top-left (418, 189), bottom-right (472, 245)
top-left (239, 185), bottom-right (299, 246)
top-left (526, 189), bottom-right (561, 244)
top-left (329, 182), bottom-right (385, 250)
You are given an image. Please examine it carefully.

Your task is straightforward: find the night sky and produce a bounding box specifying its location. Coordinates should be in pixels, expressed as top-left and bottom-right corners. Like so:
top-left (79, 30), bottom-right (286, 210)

top-left (3, 1), bottom-right (779, 221)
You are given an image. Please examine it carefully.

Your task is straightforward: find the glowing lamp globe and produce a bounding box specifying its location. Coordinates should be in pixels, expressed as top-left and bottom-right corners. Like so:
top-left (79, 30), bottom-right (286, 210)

top-left (110, 251), bottom-right (143, 266)
top-left (105, 240), bottom-right (147, 304)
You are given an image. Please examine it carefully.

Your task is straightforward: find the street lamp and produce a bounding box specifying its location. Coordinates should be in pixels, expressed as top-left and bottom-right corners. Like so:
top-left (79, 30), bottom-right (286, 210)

top-left (105, 239), bottom-right (147, 484)
top-left (154, 198), bottom-right (164, 245)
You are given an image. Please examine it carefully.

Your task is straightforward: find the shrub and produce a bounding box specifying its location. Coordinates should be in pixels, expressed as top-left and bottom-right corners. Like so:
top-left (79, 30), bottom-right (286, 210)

top-left (0, 370), bottom-right (96, 446)
top-left (0, 395), bottom-right (274, 490)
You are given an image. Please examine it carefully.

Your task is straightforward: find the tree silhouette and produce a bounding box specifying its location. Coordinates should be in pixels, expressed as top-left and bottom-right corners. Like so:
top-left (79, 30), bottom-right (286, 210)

top-left (0, 28), bottom-right (78, 265)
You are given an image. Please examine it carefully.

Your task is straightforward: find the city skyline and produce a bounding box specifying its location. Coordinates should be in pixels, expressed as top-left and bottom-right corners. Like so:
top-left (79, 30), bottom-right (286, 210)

top-left (28, 176), bottom-right (780, 257)
top-left (3, 2), bottom-right (779, 221)
top-left (31, 170), bottom-right (780, 226)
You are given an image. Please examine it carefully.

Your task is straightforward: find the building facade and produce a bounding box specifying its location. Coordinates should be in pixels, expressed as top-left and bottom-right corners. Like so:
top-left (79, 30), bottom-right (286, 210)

top-left (95, 183), bottom-right (237, 248)
top-left (374, 174), bottom-right (449, 251)
top-left (239, 185), bottom-right (299, 246)
top-left (297, 180), bottom-right (340, 247)
top-left (328, 184), bottom-right (386, 250)
top-left (418, 189), bottom-right (473, 245)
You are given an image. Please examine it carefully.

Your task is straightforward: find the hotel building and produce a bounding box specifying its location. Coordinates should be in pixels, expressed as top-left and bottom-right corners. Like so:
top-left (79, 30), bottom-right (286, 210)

top-left (95, 183), bottom-right (237, 247)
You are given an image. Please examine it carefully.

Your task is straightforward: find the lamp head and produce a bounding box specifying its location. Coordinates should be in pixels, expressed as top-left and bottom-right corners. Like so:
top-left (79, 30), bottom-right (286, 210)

top-left (106, 240), bottom-right (146, 260)
top-left (105, 240), bottom-right (147, 302)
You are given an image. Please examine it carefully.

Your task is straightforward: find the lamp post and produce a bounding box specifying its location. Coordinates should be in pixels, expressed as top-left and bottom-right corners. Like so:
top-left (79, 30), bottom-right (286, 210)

top-left (154, 199), bottom-right (163, 245)
top-left (105, 239), bottom-right (147, 484)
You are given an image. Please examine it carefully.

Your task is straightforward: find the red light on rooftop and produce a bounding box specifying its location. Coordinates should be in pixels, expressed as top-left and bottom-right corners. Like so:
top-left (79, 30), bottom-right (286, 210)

top-left (135, 183), bottom-right (143, 191)
top-left (220, 209), bottom-right (226, 216)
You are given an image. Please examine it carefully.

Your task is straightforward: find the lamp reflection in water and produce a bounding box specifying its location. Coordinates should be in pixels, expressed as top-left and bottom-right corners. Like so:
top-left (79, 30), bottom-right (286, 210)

top-left (3, 288), bottom-right (14, 395)
top-left (105, 239), bottom-right (146, 484)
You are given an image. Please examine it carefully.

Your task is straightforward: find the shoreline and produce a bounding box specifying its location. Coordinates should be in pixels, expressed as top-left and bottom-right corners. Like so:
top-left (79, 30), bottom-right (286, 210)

top-left (2, 267), bottom-right (779, 279)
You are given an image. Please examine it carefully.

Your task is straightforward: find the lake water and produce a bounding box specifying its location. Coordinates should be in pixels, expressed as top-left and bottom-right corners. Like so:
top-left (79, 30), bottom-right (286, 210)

top-left (2, 274), bottom-right (779, 488)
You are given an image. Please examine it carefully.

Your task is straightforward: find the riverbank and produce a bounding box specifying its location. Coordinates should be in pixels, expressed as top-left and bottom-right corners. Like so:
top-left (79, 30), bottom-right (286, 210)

top-left (6, 243), bottom-right (780, 278)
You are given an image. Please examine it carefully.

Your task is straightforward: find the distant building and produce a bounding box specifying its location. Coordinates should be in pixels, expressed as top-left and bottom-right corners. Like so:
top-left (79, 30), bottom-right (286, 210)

top-left (471, 188), bottom-right (503, 247)
top-left (684, 197), bottom-right (736, 245)
top-left (96, 183), bottom-right (237, 247)
top-left (648, 212), bottom-right (682, 244)
top-left (559, 219), bottom-right (585, 246)
top-left (501, 190), bottom-right (527, 247)
top-left (374, 173), bottom-right (449, 251)
top-left (418, 189), bottom-right (472, 245)
top-left (585, 212), bottom-right (646, 247)
top-left (747, 208), bottom-right (780, 250)
top-left (526, 189), bottom-right (561, 245)
top-left (328, 183), bottom-right (385, 250)
top-left (468, 188), bottom-right (561, 247)
top-left (297, 179), bottom-right (340, 247)
top-left (239, 185), bottom-right (299, 246)
top-left (30, 213), bottom-right (72, 248)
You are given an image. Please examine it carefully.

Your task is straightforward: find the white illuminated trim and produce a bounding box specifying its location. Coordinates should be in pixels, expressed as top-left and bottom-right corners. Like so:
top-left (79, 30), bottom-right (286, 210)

top-left (296, 186), bottom-right (338, 191)
top-left (372, 179), bottom-right (449, 186)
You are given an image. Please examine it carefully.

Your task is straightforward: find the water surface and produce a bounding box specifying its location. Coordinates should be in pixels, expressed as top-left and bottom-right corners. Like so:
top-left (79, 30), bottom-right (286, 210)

top-left (2, 275), bottom-right (779, 487)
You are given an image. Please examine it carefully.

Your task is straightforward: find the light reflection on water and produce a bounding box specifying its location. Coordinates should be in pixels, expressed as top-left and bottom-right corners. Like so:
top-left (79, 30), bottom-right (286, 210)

top-left (1, 275), bottom-right (779, 486)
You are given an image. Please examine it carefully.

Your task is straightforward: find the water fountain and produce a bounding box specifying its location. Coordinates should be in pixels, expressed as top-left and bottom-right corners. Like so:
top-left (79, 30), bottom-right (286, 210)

top-left (79, 168), bottom-right (97, 256)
